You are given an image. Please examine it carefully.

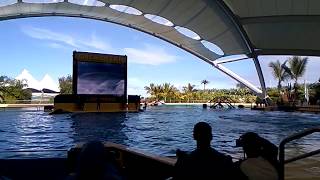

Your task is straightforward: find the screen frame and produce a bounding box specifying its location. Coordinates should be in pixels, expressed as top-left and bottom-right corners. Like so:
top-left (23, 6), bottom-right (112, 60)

top-left (72, 51), bottom-right (127, 98)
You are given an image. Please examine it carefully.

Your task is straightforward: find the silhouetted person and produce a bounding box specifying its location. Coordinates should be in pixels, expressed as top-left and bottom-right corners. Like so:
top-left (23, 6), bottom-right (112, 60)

top-left (174, 122), bottom-right (235, 180)
top-left (236, 132), bottom-right (279, 180)
top-left (143, 102), bottom-right (147, 110)
top-left (202, 104), bottom-right (207, 109)
top-left (68, 141), bottom-right (123, 180)
top-left (97, 97), bottom-right (101, 111)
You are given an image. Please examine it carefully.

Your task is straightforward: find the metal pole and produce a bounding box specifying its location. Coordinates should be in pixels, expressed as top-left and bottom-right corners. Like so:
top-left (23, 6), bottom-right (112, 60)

top-left (252, 56), bottom-right (268, 100)
top-left (211, 62), bottom-right (263, 97)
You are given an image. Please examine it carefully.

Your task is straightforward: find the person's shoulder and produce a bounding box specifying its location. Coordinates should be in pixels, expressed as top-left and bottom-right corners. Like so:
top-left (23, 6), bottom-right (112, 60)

top-left (175, 149), bottom-right (192, 165)
top-left (176, 149), bottom-right (190, 158)
top-left (211, 148), bottom-right (232, 161)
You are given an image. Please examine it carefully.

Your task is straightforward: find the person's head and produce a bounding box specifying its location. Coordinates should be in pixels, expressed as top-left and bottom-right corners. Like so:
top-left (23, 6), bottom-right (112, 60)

top-left (77, 141), bottom-right (107, 179)
top-left (193, 122), bottom-right (212, 148)
top-left (237, 132), bottom-right (262, 158)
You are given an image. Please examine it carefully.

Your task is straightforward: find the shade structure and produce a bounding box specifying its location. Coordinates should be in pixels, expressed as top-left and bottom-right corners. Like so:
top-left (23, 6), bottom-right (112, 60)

top-left (0, 0), bottom-right (318, 99)
top-left (224, 0), bottom-right (320, 56)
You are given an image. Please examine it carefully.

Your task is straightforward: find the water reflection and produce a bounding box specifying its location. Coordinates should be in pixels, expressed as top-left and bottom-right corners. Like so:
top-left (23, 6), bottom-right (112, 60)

top-left (70, 112), bottom-right (128, 146)
top-left (0, 111), bottom-right (73, 158)
top-left (0, 107), bottom-right (319, 160)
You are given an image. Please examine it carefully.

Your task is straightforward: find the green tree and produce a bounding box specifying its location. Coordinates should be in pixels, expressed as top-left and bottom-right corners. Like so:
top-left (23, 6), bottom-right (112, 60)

top-left (286, 56), bottom-right (308, 86)
top-left (154, 85), bottom-right (163, 100)
top-left (171, 89), bottom-right (182, 102)
top-left (144, 83), bottom-right (162, 100)
top-left (58, 75), bottom-right (72, 94)
top-left (309, 80), bottom-right (320, 104)
top-left (201, 80), bottom-right (209, 91)
top-left (0, 75), bottom-right (31, 101)
top-left (144, 82), bottom-right (261, 103)
top-left (144, 83), bottom-right (155, 96)
top-left (183, 83), bottom-right (196, 102)
top-left (268, 60), bottom-right (290, 91)
top-left (0, 93), bottom-right (3, 103)
top-left (161, 83), bottom-right (176, 102)
top-left (267, 87), bottom-right (280, 104)
top-left (285, 56), bottom-right (308, 102)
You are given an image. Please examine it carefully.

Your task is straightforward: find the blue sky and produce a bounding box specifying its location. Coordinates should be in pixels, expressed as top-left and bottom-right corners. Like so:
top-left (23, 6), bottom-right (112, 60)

top-left (0, 17), bottom-right (319, 96)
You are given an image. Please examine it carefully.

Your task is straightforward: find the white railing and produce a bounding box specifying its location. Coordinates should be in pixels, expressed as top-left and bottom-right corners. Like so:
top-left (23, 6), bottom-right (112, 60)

top-left (1, 100), bottom-right (52, 104)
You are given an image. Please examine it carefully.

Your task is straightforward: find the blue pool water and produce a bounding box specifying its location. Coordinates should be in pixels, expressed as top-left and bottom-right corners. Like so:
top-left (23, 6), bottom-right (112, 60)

top-left (0, 106), bottom-right (319, 159)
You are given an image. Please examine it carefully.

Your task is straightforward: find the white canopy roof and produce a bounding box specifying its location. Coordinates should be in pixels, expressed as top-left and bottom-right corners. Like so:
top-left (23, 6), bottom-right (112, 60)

top-left (0, 0), bottom-right (251, 62)
top-left (225, 0), bottom-right (320, 56)
top-left (0, 0), bottom-right (317, 98)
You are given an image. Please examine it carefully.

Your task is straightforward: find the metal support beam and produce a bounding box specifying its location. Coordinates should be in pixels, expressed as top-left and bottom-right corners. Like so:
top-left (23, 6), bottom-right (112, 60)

top-left (241, 15), bottom-right (320, 25)
top-left (210, 61), bottom-right (263, 97)
top-left (213, 55), bottom-right (268, 99)
top-left (215, 0), bottom-right (269, 100)
top-left (252, 57), bottom-right (267, 99)
top-left (215, 55), bottom-right (249, 64)
top-left (255, 49), bottom-right (320, 57)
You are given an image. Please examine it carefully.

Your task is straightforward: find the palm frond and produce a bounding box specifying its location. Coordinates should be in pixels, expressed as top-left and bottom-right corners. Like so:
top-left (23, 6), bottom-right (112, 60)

top-left (287, 56), bottom-right (308, 82)
top-left (269, 60), bottom-right (291, 89)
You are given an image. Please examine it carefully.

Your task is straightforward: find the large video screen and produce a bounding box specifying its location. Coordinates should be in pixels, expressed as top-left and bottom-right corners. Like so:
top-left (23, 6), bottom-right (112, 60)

top-left (77, 61), bottom-right (126, 95)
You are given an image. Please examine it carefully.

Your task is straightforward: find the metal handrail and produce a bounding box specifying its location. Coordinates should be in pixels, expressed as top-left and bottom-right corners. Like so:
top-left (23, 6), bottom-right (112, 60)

top-left (279, 127), bottom-right (320, 180)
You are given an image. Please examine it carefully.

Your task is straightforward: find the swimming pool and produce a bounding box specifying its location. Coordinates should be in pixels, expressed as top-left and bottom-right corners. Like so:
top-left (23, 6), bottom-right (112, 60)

top-left (0, 106), bottom-right (319, 160)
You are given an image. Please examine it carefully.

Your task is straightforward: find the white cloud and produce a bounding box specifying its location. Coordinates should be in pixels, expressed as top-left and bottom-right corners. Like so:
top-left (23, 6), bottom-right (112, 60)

top-left (128, 77), bottom-right (147, 96)
top-left (84, 33), bottom-right (111, 51)
top-left (128, 86), bottom-right (147, 97)
top-left (47, 42), bottom-right (68, 49)
top-left (21, 26), bottom-right (176, 65)
top-left (21, 26), bottom-right (78, 47)
top-left (21, 26), bottom-right (111, 52)
top-left (124, 44), bottom-right (177, 65)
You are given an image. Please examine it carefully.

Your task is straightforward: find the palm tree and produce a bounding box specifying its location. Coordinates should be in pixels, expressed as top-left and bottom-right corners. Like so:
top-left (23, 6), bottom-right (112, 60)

top-left (286, 56), bottom-right (308, 86)
top-left (201, 80), bottom-right (209, 90)
top-left (183, 83), bottom-right (196, 93)
top-left (268, 60), bottom-right (290, 91)
top-left (284, 56), bottom-right (308, 103)
top-left (145, 83), bottom-right (161, 99)
top-left (172, 90), bottom-right (182, 102)
top-left (161, 83), bottom-right (175, 102)
top-left (0, 76), bottom-right (29, 100)
top-left (183, 83), bottom-right (196, 102)
top-left (144, 83), bottom-right (156, 96)
top-left (154, 84), bottom-right (163, 100)
top-left (0, 94), bottom-right (3, 103)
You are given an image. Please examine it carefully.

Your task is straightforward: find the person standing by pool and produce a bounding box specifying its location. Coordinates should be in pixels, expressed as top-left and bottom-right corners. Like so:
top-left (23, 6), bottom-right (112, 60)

top-left (173, 122), bottom-right (235, 179)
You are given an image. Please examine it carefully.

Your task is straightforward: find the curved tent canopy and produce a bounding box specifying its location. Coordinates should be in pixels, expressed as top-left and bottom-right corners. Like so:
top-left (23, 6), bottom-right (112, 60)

top-left (0, 0), bottom-right (318, 99)
top-left (224, 0), bottom-right (320, 56)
